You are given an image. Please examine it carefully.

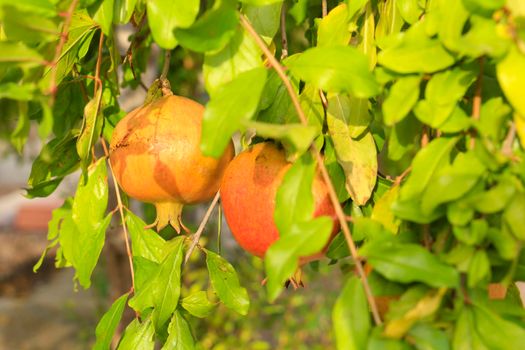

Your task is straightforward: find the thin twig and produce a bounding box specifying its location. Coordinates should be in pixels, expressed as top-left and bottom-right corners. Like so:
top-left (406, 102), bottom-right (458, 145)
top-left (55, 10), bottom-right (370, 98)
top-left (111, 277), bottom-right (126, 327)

top-left (470, 57), bottom-right (485, 149)
top-left (100, 139), bottom-right (136, 294)
top-left (321, 0), bottom-right (328, 17)
top-left (240, 14), bottom-right (382, 325)
top-left (94, 32), bottom-right (105, 95)
top-left (160, 50), bottom-right (171, 80)
top-left (184, 192), bottom-right (221, 265)
top-left (502, 122), bottom-right (516, 157)
top-left (280, 3), bottom-right (288, 60)
top-left (48, 0), bottom-right (79, 102)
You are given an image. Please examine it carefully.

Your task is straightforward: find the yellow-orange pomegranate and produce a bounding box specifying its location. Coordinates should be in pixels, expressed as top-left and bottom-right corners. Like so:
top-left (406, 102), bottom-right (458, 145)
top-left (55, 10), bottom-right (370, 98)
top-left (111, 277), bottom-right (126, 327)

top-left (109, 95), bottom-right (234, 232)
top-left (220, 142), bottom-right (338, 260)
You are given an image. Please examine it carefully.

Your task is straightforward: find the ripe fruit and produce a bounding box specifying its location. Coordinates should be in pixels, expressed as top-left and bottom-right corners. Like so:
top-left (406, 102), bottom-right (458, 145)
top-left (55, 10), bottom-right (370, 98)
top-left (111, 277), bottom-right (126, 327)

top-left (109, 95), bottom-right (234, 232)
top-left (220, 142), bottom-right (337, 259)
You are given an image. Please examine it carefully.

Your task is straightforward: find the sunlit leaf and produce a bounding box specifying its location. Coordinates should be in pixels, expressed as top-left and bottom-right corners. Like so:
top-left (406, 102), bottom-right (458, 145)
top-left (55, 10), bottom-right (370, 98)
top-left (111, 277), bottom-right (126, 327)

top-left (287, 46), bottom-right (379, 97)
top-left (206, 250), bottom-right (250, 315)
top-left (201, 67), bottom-right (267, 157)
top-left (94, 293), bottom-right (129, 350)
top-left (332, 276), bottom-right (370, 350)
top-left (161, 310), bottom-right (196, 350)
top-left (181, 291), bottom-right (216, 318)
top-left (147, 0), bottom-right (199, 48)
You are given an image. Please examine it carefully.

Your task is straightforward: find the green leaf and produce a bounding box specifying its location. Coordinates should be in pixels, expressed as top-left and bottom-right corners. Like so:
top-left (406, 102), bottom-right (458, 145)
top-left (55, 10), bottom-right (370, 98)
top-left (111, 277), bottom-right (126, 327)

top-left (497, 46), bottom-right (525, 117)
top-left (324, 136), bottom-right (351, 202)
top-left (0, 41), bottom-right (44, 67)
top-left (477, 98), bottom-right (512, 141)
top-left (287, 46), bottom-right (379, 97)
top-left (0, 0), bottom-right (56, 17)
top-left (40, 11), bottom-right (97, 88)
top-left (296, 84), bottom-right (325, 131)
top-left (274, 153), bottom-right (315, 234)
top-left (378, 23), bottom-right (455, 73)
top-left (360, 240), bottom-right (459, 287)
top-left (399, 137), bottom-right (459, 200)
top-left (60, 158), bottom-right (110, 288)
top-left (420, 152), bottom-right (485, 215)
top-left (396, 0), bottom-right (423, 24)
top-left (181, 291), bottom-right (215, 318)
top-left (329, 94), bottom-right (371, 138)
top-left (453, 307), bottom-right (489, 350)
top-left (94, 293), bottom-right (129, 350)
top-left (383, 76), bottom-right (421, 126)
top-left (415, 67), bottom-right (476, 127)
top-left (0, 5), bottom-right (59, 43)
top-left (175, 0), bottom-right (238, 52)
top-left (27, 132), bottom-right (79, 198)
top-left (76, 88), bottom-right (103, 176)
top-left (408, 323), bottom-right (449, 350)
top-left (467, 176), bottom-right (516, 214)
top-left (243, 1), bottom-right (282, 44)
top-left (384, 288), bottom-right (447, 339)
top-left (265, 217), bottom-right (333, 301)
top-left (117, 317), bottom-right (155, 350)
top-left (133, 256), bottom-right (159, 291)
top-left (10, 102), bottom-right (29, 153)
top-left (147, 0), bottom-right (199, 48)
top-left (473, 303), bottom-right (525, 348)
top-left (371, 185), bottom-right (401, 234)
top-left (357, 3), bottom-right (376, 69)
top-left (468, 250), bottom-right (490, 287)
top-left (153, 239), bottom-right (184, 330)
top-left (317, 3), bottom-right (351, 47)
top-left (201, 67), bottom-right (267, 157)
top-left (434, 0), bottom-right (470, 51)
top-left (327, 96), bottom-right (377, 205)
top-left (126, 211), bottom-right (166, 263)
top-left (459, 16), bottom-right (510, 58)
top-left (203, 29), bottom-right (262, 95)
top-left (332, 276), bottom-right (370, 350)
top-left (245, 121), bottom-right (318, 156)
top-left (206, 250), bottom-right (250, 315)
top-left (114, 0), bottom-right (138, 24)
top-left (375, 0), bottom-right (404, 42)
top-left (0, 83), bottom-right (36, 100)
top-left (161, 310), bottom-right (196, 350)
top-left (93, 0), bottom-right (115, 35)
top-left (503, 192), bottom-right (525, 241)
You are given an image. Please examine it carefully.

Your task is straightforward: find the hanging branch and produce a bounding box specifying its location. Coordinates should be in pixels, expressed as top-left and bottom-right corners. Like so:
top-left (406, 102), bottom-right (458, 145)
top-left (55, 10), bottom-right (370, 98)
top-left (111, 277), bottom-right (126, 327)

top-left (280, 3), bottom-right (288, 60)
top-left (470, 57), bottom-right (485, 149)
top-left (184, 192), bottom-right (221, 265)
top-left (48, 0), bottom-right (79, 102)
top-left (100, 139), bottom-right (136, 295)
top-left (239, 14), bottom-right (383, 326)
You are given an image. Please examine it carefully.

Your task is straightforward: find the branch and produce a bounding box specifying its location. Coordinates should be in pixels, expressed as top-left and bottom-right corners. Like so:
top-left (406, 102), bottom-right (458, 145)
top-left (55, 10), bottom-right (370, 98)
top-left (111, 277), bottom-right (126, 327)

top-left (239, 14), bottom-right (383, 325)
top-left (321, 0), bottom-right (328, 17)
top-left (100, 139), bottom-right (136, 295)
top-left (470, 57), bottom-right (485, 149)
top-left (94, 32), bottom-right (105, 95)
top-left (280, 3), bottom-right (288, 60)
top-left (184, 192), bottom-right (221, 265)
top-left (160, 50), bottom-right (173, 96)
top-left (48, 0), bottom-right (79, 102)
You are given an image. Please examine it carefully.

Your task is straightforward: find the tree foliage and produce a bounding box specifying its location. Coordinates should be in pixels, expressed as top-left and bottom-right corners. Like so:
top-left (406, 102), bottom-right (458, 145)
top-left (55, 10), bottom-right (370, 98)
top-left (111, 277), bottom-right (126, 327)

top-left (2, 0), bottom-right (525, 348)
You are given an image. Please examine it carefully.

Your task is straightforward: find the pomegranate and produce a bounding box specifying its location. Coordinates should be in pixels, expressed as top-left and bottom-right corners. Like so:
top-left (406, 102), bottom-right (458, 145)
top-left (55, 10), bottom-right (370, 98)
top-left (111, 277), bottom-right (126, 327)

top-left (109, 95), bottom-right (234, 232)
top-left (220, 142), bottom-right (338, 261)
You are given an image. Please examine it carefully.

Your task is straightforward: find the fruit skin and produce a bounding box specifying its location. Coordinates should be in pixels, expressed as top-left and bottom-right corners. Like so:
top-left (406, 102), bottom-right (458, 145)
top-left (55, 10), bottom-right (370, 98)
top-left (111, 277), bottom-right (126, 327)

top-left (109, 95), bottom-right (234, 231)
top-left (220, 142), bottom-right (338, 259)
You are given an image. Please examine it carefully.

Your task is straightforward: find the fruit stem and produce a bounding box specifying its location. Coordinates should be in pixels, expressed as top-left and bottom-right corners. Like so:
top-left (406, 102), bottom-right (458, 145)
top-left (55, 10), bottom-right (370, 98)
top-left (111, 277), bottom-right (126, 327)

top-left (154, 201), bottom-right (184, 233)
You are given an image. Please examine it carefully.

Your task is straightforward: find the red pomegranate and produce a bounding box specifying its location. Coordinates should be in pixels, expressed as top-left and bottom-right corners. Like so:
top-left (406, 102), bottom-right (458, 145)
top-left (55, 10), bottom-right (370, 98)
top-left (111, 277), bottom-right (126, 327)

top-left (220, 142), bottom-right (338, 260)
top-left (109, 95), bottom-right (234, 232)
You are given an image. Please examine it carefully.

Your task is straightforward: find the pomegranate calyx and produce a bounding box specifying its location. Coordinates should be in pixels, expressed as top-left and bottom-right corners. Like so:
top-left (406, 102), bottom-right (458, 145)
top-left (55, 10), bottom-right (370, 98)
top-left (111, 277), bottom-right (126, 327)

top-left (152, 201), bottom-right (184, 233)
